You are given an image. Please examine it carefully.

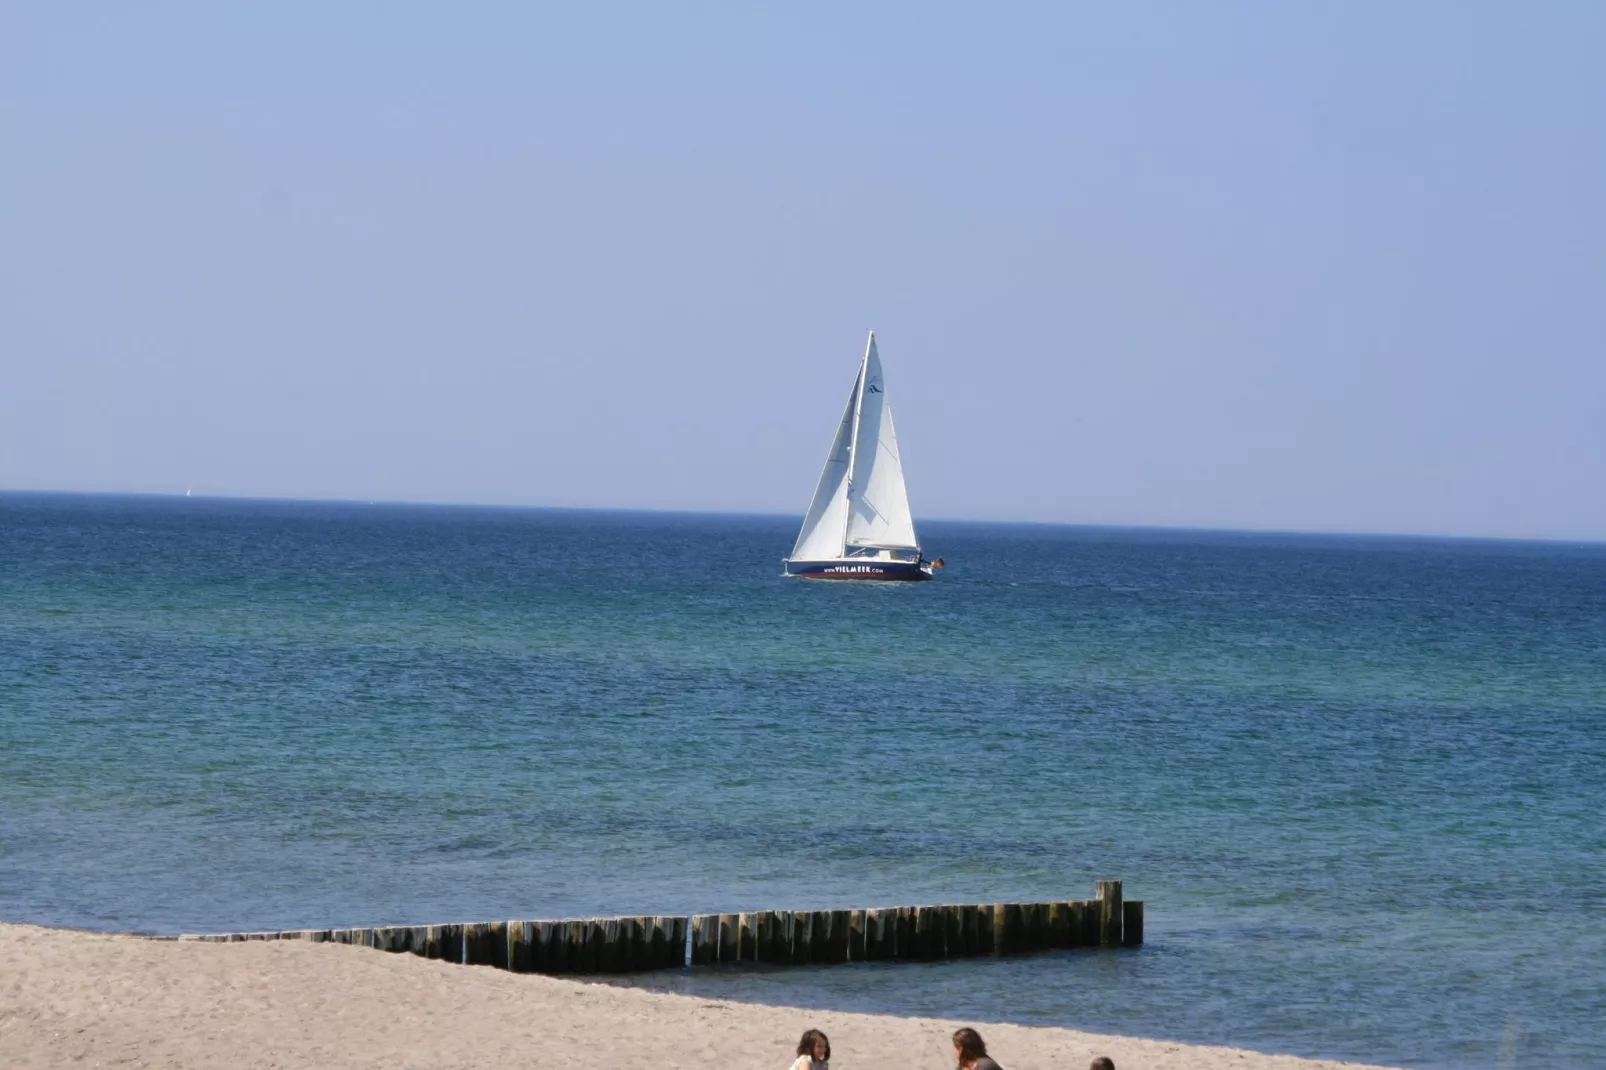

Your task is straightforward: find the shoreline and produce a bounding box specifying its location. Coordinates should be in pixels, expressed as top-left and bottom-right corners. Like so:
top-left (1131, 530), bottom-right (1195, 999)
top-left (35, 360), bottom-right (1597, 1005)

top-left (2, 922), bottom-right (1396, 1070)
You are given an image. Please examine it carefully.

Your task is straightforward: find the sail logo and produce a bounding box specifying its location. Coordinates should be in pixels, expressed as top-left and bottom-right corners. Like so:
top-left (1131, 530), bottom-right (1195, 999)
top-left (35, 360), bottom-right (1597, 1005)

top-left (866, 379), bottom-right (883, 394)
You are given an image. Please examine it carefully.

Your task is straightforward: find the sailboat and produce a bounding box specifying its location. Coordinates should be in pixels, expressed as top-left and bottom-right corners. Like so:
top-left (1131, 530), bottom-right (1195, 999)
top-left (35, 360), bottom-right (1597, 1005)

top-left (784, 331), bottom-right (940, 581)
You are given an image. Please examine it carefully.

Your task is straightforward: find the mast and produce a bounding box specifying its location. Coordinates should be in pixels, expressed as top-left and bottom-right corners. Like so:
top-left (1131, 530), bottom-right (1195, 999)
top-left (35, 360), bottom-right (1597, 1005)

top-left (840, 331), bottom-right (872, 555)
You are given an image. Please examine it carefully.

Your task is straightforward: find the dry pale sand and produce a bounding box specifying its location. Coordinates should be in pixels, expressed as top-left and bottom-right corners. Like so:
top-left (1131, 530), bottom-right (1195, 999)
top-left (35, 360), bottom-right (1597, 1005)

top-left (0, 923), bottom-right (1395, 1070)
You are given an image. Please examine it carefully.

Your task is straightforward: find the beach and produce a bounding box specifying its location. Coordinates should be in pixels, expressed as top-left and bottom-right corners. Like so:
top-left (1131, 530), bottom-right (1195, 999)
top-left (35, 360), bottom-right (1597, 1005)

top-left (1, 923), bottom-right (1392, 1070)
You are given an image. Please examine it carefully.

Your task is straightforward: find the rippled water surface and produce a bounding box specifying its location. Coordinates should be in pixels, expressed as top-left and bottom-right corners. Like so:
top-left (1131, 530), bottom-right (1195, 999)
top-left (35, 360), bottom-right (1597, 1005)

top-left (2, 494), bottom-right (1602, 1068)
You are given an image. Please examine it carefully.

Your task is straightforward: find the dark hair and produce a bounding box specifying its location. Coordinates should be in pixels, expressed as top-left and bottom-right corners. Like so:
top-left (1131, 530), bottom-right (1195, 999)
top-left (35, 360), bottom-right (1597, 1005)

top-left (1091, 1059), bottom-right (1116, 1070)
top-left (797, 1029), bottom-right (831, 1061)
top-left (952, 1028), bottom-right (988, 1063)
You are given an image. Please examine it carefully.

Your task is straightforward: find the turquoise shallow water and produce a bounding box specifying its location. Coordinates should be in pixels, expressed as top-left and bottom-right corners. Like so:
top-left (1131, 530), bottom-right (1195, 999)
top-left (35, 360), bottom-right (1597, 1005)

top-left (2, 493), bottom-right (1603, 1067)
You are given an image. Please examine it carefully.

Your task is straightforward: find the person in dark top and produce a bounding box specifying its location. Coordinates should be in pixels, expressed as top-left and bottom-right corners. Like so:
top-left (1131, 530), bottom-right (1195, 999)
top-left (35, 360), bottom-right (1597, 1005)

top-left (951, 1027), bottom-right (1003, 1070)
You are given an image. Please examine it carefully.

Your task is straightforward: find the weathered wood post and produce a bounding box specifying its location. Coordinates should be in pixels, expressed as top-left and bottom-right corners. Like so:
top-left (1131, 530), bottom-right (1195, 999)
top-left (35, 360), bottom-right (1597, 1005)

top-left (848, 910), bottom-right (867, 961)
top-left (718, 914), bottom-right (740, 963)
top-left (463, 921), bottom-right (508, 968)
top-left (935, 906), bottom-right (956, 957)
top-left (828, 910), bottom-right (851, 962)
top-left (895, 906), bottom-right (916, 959)
top-left (808, 911), bottom-right (832, 964)
top-left (778, 910), bottom-right (800, 964)
top-left (545, 921), bottom-right (571, 973)
top-left (752, 911), bottom-right (775, 963)
top-left (913, 906), bottom-right (940, 959)
top-left (690, 914), bottom-right (718, 966)
top-left (792, 911), bottom-right (815, 965)
top-left (627, 917), bottom-right (651, 970)
top-left (737, 913), bottom-right (757, 962)
top-left (597, 919), bottom-right (622, 973)
top-left (646, 916), bottom-right (674, 969)
top-left (1096, 880), bottom-right (1123, 947)
top-left (425, 924), bottom-right (463, 962)
top-left (1046, 902), bottom-right (1068, 948)
top-left (373, 925), bottom-right (422, 955)
top-left (508, 921), bottom-right (531, 971)
top-left (864, 908), bottom-right (892, 960)
top-left (1122, 900), bottom-right (1144, 947)
top-left (569, 919), bottom-right (590, 973)
top-left (1025, 903), bottom-right (1048, 951)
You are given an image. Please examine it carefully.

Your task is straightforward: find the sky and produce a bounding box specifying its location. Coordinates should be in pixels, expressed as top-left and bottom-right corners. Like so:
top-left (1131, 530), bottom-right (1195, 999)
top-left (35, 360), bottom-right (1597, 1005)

top-left (3, 3), bottom-right (1603, 540)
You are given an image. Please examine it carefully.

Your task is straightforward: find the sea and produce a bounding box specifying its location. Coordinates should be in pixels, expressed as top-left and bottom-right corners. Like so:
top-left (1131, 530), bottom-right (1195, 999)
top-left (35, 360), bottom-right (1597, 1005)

top-left (2, 493), bottom-right (1602, 1068)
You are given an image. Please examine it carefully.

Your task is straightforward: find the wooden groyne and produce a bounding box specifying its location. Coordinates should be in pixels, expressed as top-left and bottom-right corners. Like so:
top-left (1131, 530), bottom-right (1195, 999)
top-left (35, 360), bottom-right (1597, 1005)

top-left (178, 880), bottom-right (1141, 976)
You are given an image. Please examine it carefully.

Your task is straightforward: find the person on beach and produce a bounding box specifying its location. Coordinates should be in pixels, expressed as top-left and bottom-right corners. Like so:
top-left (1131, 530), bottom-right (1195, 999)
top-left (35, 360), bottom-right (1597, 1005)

top-left (790, 1028), bottom-right (830, 1070)
top-left (952, 1027), bottom-right (1003, 1070)
top-left (1090, 1058), bottom-right (1115, 1070)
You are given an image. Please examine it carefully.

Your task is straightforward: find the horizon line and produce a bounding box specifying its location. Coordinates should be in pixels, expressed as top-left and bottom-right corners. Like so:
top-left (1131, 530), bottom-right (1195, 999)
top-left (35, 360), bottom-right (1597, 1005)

top-left (4, 487), bottom-right (1604, 548)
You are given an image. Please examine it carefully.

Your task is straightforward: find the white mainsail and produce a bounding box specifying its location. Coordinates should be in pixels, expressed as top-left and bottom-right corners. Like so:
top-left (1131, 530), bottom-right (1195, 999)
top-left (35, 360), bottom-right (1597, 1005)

top-left (790, 332), bottom-right (919, 560)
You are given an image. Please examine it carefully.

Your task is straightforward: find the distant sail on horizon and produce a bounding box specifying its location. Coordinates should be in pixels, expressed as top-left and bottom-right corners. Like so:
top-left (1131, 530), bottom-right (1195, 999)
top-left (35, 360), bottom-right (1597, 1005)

top-left (784, 332), bottom-right (936, 581)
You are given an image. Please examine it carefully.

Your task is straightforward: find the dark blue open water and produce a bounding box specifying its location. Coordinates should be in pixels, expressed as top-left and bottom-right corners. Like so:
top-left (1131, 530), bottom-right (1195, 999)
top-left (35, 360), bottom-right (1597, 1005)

top-left (2, 493), bottom-right (1602, 1067)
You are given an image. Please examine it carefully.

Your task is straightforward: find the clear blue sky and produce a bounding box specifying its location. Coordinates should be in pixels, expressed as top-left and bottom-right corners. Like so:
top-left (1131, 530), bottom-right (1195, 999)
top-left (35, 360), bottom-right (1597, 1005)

top-left (4, 3), bottom-right (1603, 539)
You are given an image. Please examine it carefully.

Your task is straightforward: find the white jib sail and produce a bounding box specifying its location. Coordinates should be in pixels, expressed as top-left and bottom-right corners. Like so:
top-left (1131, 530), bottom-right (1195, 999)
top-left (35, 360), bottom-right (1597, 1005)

top-left (789, 360), bottom-right (863, 561)
top-left (844, 335), bottom-right (919, 550)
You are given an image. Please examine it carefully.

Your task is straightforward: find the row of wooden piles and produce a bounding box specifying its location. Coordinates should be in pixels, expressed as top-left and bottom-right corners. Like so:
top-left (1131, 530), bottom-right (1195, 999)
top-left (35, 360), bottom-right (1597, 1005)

top-left (180, 880), bottom-right (1141, 977)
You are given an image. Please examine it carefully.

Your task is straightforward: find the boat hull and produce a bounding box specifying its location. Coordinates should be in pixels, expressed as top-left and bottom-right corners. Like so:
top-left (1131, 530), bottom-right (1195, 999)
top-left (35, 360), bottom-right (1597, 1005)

top-left (784, 559), bottom-right (930, 581)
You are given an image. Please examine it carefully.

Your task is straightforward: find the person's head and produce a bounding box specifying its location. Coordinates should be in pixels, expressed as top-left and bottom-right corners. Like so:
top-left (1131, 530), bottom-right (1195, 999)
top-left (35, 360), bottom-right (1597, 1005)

top-left (1090, 1058), bottom-right (1116, 1070)
top-left (797, 1029), bottom-right (830, 1062)
top-left (952, 1028), bottom-right (988, 1066)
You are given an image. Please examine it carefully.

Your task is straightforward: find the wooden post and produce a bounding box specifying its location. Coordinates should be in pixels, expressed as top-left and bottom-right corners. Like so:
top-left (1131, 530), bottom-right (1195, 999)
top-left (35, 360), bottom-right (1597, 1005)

top-left (595, 919), bottom-right (620, 973)
top-left (508, 921), bottom-right (530, 972)
top-left (1003, 903), bottom-right (1026, 954)
top-left (1047, 893), bottom-right (1072, 944)
top-left (569, 919), bottom-right (590, 974)
top-left (894, 907), bottom-right (915, 959)
top-left (542, 922), bottom-right (568, 974)
top-left (718, 914), bottom-right (740, 963)
top-left (911, 906), bottom-right (937, 960)
top-left (957, 905), bottom-right (978, 956)
top-left (848, 910), bottom-right (866, 961)
top-left (1077, 899), bottom-right (1099, 946)
top-left (673, 916), bottom-right (689, 967)
top-left (424, 924), bottom-right (461, 962)
top-left (779, 912), bottom-right (798, 965)
top-left (864, 908), bottom-right (892, 960)
top-left (738, 913), bottom-right (757, 962)
top-left (690, 914), bottom-right (717, 966)
top-left (828, 910), bottom-right (851, 962)
top-left (625, 917), bottom-right (648, 970)
top-left (806, 910), bottom-right (830, 964)
top-left (1024, 903), bottom-right (1047, 951)
top-left (1122, 900), bottom-right (1144, 947)
top-left (464, 921), bottom-right (508, 968)
top-left (789, 911), bottom-right (812, 965)
top-left (752, 912), bottom-right (774, 963)
top-left (645, 906), bottom-right (671, 963)
top-left (587, 919), bottom-right (608, 972)
top-left (942, 906), bottom-right (964, 957)
top-left (1096, 880), bottom-right (1123, 947)
top-left (373, 926), bottom-right (413, 954)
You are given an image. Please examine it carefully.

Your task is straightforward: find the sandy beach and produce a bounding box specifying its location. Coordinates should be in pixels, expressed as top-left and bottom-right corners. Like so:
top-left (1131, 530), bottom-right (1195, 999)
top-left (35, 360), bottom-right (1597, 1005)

top-left (0, 923), bottom-right (1394, 1070)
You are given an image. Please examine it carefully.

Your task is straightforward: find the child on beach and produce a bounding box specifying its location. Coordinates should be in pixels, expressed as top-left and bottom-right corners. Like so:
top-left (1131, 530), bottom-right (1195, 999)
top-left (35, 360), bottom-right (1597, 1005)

top-left (789, 1028), bottom-right (830, 1070)
top-left (952, 1027), bottom-right (1003, 1070)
